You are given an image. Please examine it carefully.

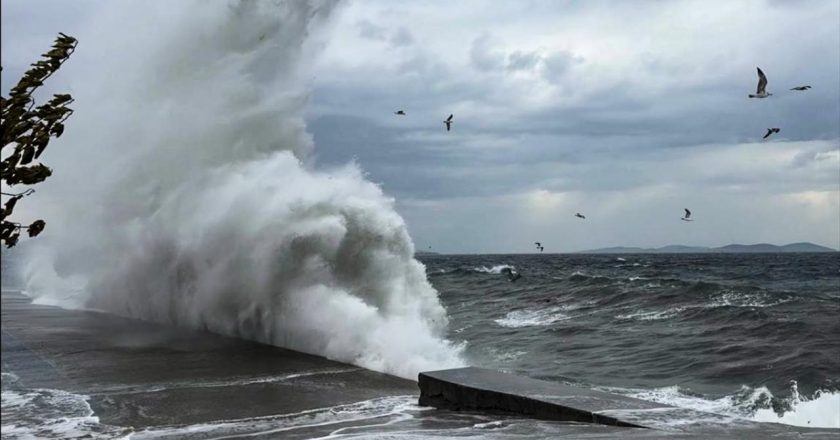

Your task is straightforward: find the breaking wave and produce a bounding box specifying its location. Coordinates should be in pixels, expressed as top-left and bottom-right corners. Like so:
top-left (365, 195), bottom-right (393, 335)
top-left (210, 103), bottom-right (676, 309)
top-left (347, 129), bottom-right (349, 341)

top-left (609, 382), bottom-right (840, 429)
top-left (427, 264), bottom-right (515, 277)
top-left (471, 265), bottom-right (515, 274)
top-left (495, 307), bottom-right (571, 328)
top-left (21, 0), bottom-right (463, 379)
top-left (1, 373), bottom-right (126, 439)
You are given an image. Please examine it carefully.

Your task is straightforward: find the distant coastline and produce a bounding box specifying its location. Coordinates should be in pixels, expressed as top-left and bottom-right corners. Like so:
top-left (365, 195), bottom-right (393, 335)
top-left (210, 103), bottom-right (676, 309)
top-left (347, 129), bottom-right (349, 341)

top-left (577, 242), bottom-right (837, 254)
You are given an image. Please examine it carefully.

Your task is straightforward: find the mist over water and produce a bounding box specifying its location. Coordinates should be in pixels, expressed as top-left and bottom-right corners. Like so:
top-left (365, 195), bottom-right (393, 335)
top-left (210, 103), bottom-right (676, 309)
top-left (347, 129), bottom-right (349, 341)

top-left (21, 0), bottom-right (464, 379)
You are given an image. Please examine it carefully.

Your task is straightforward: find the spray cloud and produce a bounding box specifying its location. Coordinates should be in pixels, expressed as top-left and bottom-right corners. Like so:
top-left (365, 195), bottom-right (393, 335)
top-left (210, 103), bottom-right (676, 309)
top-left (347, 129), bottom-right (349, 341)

top-left (22, 0), bottom-right (464, 379)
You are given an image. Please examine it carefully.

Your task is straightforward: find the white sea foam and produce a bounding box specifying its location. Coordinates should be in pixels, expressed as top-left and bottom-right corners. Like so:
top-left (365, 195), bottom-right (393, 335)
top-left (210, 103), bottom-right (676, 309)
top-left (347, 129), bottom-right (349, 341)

top-left (20, 0), bottom-right (463, 380)
top-left (472, 421), bottom-right (506, 429)
top-left (607, 382), bottom-right (840, 429)
top-left (706, 290), bottom-right (792, 309)
top-left (752, 385), bottom-right (840, 428)
top-left (471, 265), bottom-right (515, 274)
top-left (615, 289), bottom-right (792, 322)
top-left (1, 386), bottom-right (127, 439)
top-left (615, 307), bottom-right (687, 321)
top-left (495, 307), bottom-right (571, 328)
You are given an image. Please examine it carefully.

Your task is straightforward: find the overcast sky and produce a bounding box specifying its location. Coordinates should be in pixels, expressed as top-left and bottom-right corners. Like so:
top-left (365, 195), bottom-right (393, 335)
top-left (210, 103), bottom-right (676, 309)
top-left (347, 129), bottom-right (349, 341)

top-left (3, 0), bottom-right (839, 253)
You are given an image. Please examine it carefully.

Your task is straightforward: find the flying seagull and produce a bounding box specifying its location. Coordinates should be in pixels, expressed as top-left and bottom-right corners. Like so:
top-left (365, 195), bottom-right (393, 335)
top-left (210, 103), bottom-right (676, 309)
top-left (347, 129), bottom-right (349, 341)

top-left (534, 242), bottom-right (541, 247)
top-left (443, 114), bottom-right (453, 131)
top-left (681, 208), bottom-right (693, 222)
top-left (539, 246), bottom-right (544, 253)
top-left (790, 85), bottom-right (811, 91)
top-left (394, 110), bottom-right (406, 115)
top-left (575, 213), bottom-right (586, 219)
top-left (763, 127), bottom-right (781, 139)
top-left (749, 67), bottom-right (772, 98)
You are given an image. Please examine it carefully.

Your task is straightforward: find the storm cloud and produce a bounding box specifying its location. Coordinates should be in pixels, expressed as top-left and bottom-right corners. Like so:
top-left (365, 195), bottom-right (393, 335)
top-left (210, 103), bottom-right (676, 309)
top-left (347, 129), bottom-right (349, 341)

top-left (3, 0), bottom-right (838, 252)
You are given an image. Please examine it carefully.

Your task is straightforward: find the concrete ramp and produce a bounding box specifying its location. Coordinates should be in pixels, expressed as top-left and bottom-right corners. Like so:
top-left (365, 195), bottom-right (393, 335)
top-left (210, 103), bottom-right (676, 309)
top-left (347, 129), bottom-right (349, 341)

top-left (418, 367), bottom-right (839, 439)
top-left (419, 367), bottom-right (665, 427)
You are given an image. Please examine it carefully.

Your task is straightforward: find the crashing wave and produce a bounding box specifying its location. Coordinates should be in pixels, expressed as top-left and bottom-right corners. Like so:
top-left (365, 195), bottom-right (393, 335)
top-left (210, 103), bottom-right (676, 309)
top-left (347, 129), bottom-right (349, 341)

top-left (21, 0), bottom-right (463, 380)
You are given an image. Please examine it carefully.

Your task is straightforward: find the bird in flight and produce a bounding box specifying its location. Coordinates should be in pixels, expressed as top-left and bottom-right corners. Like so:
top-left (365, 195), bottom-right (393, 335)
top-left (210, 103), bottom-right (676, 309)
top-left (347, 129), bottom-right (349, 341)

top-left (790, 85), bottom-right (811, 91)
top-left (539, 246), bottom-right (544, 252)
top-left (575, 213), bottom-right (586, 219)
top-left (395, 110), bottom-right (406, 115)
top-left (681, 208), bottom-right (693, 222)
top-left (763, 127), bottom-right (781, 139)
top-left (534, 242), bottom-right (541, 247)
top-left (443, 114), bottom-right (453, 131)
top-left (749, 67), bottom-right (772, 98)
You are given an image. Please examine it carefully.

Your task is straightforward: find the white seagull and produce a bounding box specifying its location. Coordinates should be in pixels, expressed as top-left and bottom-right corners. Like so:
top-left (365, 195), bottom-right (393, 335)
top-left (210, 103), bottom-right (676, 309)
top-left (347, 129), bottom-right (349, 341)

top-left (748, 67), bottom-right (772, 98)
top-left (681, 208), bottom-right (693, 222)
top-left (443, 114), bottom-right (453, 131)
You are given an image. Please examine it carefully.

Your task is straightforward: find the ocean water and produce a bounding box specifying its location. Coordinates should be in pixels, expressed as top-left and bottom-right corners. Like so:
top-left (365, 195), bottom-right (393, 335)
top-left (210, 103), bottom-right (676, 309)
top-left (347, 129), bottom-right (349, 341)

top-left (5, 251), bottom-right (839, 439)
top-left (421, 252), bottom-right (840, 428)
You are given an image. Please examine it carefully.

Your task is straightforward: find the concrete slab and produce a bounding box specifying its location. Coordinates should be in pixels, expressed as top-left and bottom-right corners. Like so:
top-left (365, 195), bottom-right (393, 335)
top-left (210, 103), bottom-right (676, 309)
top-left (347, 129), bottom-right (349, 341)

top-left (1, 290), bottom-right (415, 428)
top-left (418, 367), bottom-right (839, 438)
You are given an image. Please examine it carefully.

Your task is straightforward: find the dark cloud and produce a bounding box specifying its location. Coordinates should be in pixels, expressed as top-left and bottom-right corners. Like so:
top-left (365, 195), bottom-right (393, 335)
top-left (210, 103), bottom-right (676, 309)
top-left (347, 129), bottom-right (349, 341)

top-left (5, 0), bottom-right (838, 251)
top-left (506, 50), bottom-right (541, 71)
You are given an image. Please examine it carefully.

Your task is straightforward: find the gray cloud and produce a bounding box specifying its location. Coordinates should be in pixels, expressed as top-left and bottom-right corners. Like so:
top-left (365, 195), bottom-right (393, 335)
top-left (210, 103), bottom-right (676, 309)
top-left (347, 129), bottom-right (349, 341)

top-left (356, 19), bottom-right (388, 41)
top-left (469, 34), bottom-right (505, 71)
top-left (309, 1), bottom-right (840, 251)
top-left (542, 50), bottom-right (584, 82)
top-left (506, 50), bottom-right (541, 71)
top-left (390, 27), bottom-right (414, 47)
top-left (356, 20), bottom-right (414, 48)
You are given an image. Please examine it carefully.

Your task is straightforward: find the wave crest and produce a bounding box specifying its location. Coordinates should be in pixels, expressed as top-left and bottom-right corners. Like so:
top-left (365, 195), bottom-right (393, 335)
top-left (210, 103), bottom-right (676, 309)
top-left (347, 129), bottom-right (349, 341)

top-left (21, 0), bottom-right (463, 379)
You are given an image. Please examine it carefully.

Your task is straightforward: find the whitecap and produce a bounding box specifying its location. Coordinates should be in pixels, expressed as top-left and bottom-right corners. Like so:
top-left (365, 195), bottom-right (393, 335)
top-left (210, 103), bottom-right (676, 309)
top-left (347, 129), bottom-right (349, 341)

top-left (604, 382), bottom-right (840, 429)
top-left (1, 387), bottom-right (128, 439)
top-left (495, 307), bottom-right (570, 328)
top-left (615, 307), bottom-right (686, 321)
top-left (471, 265), bottom-right (515, 274)
top-left (706, 291), bottom-right (792, 309)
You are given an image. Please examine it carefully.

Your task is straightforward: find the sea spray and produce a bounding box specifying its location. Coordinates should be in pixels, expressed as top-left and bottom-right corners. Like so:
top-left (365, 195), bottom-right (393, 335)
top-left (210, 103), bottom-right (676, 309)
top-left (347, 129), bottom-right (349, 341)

top-left (21, 0), bottom-right (464, 379)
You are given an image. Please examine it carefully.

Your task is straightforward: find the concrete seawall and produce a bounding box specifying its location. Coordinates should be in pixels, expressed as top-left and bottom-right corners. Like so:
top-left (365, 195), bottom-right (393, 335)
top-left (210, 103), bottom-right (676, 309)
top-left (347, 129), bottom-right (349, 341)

top-left (418, 367), bottom-right (839, 438)
top-left (1, 289), bottom-right (416, 431)
top-left (419, 367), bottom-right (660, 427)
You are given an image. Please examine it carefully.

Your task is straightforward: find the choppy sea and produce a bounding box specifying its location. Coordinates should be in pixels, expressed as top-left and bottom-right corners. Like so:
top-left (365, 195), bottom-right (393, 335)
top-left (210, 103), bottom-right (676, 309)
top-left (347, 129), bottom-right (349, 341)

top-left (423, 253), bottom-right (840, 428)
top-left (2, 252), bottom-right (839, 438)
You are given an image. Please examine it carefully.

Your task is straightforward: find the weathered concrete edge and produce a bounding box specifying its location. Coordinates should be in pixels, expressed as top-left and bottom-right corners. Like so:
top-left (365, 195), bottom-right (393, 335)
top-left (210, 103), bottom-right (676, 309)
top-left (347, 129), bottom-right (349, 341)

top-left (417, 369), bottom-right (645, 428)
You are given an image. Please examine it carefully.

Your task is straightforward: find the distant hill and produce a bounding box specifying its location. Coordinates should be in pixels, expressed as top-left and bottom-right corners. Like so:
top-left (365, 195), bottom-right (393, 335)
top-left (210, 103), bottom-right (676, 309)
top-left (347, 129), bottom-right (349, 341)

top-left (578, 242), bottom-right (837, 254)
